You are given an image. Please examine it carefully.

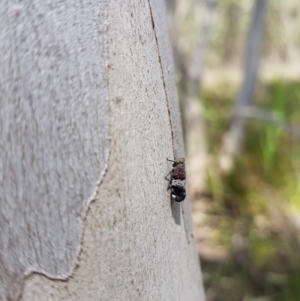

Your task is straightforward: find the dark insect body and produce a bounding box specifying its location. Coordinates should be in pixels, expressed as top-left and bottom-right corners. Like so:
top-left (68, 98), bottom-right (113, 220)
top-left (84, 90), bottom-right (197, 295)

top-left (166, 158), bottom-right (186, 202)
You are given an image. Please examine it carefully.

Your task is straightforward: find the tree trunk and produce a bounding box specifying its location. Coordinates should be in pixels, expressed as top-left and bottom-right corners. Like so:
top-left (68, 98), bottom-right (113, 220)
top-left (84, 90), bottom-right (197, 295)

top-left (0, 1), bottom-right (205, 301)
top-left (219, 0), bottom-right (268, 172)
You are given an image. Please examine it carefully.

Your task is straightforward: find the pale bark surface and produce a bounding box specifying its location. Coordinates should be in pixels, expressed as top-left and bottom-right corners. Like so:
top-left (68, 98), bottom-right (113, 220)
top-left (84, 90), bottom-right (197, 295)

top-left (0, 1), bottom-right (205, 301)
top-left (0, 1), bottom-right (108, 299)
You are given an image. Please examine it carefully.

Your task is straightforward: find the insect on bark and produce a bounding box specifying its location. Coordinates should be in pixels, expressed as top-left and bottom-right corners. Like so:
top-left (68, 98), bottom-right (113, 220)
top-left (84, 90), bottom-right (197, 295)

top-left (165, 158), bottom-right (186, 202)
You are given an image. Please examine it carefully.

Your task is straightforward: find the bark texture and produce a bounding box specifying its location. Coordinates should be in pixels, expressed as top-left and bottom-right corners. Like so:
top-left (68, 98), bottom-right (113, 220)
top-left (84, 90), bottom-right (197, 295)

top-left (0, 1), bottom-right (205, 301)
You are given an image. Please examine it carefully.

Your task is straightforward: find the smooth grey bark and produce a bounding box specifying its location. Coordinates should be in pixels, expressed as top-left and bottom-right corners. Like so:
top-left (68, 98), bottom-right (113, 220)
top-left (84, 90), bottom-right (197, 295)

top-left (219, 0), bottom-right (268, 172)
top-left (0, 1), bottom-right (108, 299)
top-left (0, 1), bottom-right (205, 301)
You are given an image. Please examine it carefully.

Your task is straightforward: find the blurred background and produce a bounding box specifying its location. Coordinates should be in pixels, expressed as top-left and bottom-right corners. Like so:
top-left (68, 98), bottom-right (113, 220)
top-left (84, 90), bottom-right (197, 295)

top-left (165, 0), bottom-right (300, 300)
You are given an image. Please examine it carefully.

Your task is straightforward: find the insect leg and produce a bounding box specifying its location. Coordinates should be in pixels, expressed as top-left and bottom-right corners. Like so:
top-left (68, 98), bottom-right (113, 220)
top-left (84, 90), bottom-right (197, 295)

top-left (166, 157), bottom-right (176, 163)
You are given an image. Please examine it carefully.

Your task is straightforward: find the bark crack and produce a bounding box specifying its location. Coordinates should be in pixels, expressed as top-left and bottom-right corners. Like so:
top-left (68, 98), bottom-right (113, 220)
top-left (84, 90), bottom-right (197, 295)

top-left (147, 0), bottom-right (175, 157)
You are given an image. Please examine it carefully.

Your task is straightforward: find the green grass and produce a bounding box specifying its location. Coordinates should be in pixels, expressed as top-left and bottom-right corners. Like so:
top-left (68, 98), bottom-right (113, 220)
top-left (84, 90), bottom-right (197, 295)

top-left (199, 79), bottom-right (300, 301)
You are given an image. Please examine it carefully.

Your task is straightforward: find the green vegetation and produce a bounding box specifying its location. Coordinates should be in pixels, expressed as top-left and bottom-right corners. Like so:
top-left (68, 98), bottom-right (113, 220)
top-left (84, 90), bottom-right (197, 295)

top-left (199, 79), bottom-right (300, 301)
top-left (173, 1), bottom-right (300, 299)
